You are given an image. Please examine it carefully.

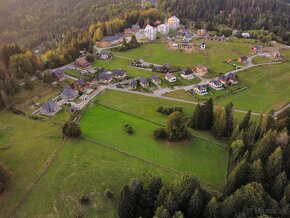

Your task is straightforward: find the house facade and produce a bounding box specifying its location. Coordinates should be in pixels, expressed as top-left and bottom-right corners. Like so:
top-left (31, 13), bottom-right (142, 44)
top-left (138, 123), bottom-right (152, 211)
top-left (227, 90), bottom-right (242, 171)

top-left (181, 69), bottom-right (194, 80)
top-left (40, 101), bottom-right (61, 116)
top-left (144, 25), bottom-right (157, 40)
top-left (165, 72), bottom-right (176, 82)
top-left (193, 64), bottom-right (208, 75)
top-left (157, 23), bottom-right (169, 35)
top-left (168, 16), bottom-right (180, 30)
top-left (139, 77), bottom-right (150, 88)
top-left (193, 85), bottom-right (208, 95)
top-left (209, 79), bottom-right (223, 90)
top-left (98, 51), bottom-right (112, 60)
top-left (197, 29), bottom-right (207, 37)
top-left (200, 42), bottom-right (206, 50)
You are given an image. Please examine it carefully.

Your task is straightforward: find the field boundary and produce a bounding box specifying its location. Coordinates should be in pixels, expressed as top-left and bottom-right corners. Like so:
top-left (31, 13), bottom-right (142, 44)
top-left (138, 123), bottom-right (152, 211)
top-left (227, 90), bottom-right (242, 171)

top-left (82, 137), bottom-right (223, 191)
top-left (94, 103), bottom-right (229, 150)
top-left (8, 138), bottom-right (67, 218)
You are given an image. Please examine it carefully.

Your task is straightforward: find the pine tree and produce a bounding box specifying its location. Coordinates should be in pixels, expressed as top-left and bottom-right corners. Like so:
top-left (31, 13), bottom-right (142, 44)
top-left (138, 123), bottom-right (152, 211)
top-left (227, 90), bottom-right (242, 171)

top-left (211, 107), bottom-right (226, 138)
top-left (204, 98), bottom-right (214, 129)
top-left (249, 159), bottom-right (265, 183)
top-left (266, 147), bottom-right (283, 180)
top-left (239, 110), bottom-right (251, 130)
top-left (271, 172), bottom-right (288, 200)
top-left (224, 102), bottom-right (234, 137)
top-left (186, 187), bottom-right (205, 217)
top-left (204, 197), bottom-right (220, 218)
top-left (223, 159), bottom-right (249, 196)
top-left (251, 130), bottom-right (277, 163)
top-left (154, 205), bottom-right (170, 218)
top-left (118, 185), bottom-right (135, 218)
top-left (164, 192), bottom-right (177, 215)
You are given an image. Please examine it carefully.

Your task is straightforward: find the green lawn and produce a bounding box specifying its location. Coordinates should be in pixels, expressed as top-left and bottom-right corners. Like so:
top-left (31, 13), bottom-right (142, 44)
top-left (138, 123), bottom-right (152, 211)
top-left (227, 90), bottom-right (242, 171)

top-left (162, 89), bottom-right (198, 102)
top-left (215, 63), bottom-right (290, 112)
top-left (252, 56), bottom-right (271, 64)
top-left (0, 112), bottom-right (63, 217)
top-left (80, 105), bottom-right (229, 187)
top-left (112, 41), bottom-right (252, 76)
top-left (16, 139), bottom-right (177, 217)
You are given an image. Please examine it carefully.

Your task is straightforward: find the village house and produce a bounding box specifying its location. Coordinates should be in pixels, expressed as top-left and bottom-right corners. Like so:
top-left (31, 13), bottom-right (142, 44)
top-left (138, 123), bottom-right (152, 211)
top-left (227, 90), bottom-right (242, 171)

top-left (97, 72), bottom-right (113, 84)
top-left (97, 51), bottom-right (112, 60)
top-left (209, 79), bottom-right (223, 90)
top-left (252, 45), bottom-right (264, 54)
top-left (150, 74), bottom-right (161, 85)
top-left (113, 69), bottom-right (127, 79)
top-left (206, 35), bottom-right (226, 41)
top-left (200, 42), bottom-right (206, 50)
top-left (61, 87), bottom-right (78, 100)
top-left (181, 69), bottom-right (194, 80)
top-left (163, 63), bottom-right (171, 72)
top-left (52, 69), bottom-right (65, 81)
top-left (241, 32), bottom-right (251, 38)
top-left (68, 106), bottom-right (79, 113)
top-left (100, 34), bottom-right (122, 47)
top-left (197, 29), bottom-right (207, 37)
top-left (168, 16), bottom-right (180, 30)
top-left (218, 74), bottom-right (231, 85)
top-left (193, 64), bottom-right (208, 76)
top-left (144, 24), bottom-right (157, 40)
top-left (129, 80), bottom-right (138, 90)
top-left (165, 72), bottom-right (176, 82)
top-left (139, 77), bottom-right (150, 88)
top-left (271, 51), bottom-right (281, 59)
top-left (193, 84), bottom-right (208, 95)
top-left (228, 73), bottom-right (239, 84)
top-left (73, 78), bottom-right (89, 90)
top-left (40, 100), bottom-right (61, 116)
top-left (74, 57), bottom-right (91, 69)
top-left (238, 56), bottom-right (249, 65)
top-left (131, 24), bottom-right (140, 33)
top-left (183, 33), bottom-right (193, 42)
top-left (157, 23), bottom-right (169, 35)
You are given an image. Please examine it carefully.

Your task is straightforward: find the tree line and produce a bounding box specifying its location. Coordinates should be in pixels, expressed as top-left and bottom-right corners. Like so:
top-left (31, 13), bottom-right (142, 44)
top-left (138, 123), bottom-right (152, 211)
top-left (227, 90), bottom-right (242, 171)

top-left (118, 101), bottom-right (290, 217)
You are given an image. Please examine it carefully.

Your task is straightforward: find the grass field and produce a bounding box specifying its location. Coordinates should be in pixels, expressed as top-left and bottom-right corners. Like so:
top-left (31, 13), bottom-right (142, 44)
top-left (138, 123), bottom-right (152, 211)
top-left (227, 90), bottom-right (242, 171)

top-left (112, 41), bottom-right (252, 76)
top-left (16, 140), bottom-right (177, 217)
top-left (215, 63), bottom-right (290, 112)
top-left (0, 112), bottom-right (63, 217)
top-left (162, 89), bottom-right (198, 102)
top-left (252, 56), bottom-right (271, 64)
top-left (80, 105), bottom-right (229, 187)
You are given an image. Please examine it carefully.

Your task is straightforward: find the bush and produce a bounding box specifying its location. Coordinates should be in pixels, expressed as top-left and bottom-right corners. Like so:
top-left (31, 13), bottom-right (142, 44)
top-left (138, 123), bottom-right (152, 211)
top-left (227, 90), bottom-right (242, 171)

top-left (153, 128), bottom-right (167, 139)
top-left (124, 124), bottom-right (134, 135)
top-left (157, 106), bottom-right (183, 115)
top-left (8, 106), bottom-right (25, 116)
top-left (63, 121), bottom-right (81, 138)
top-left (79, 195), bottom-right (90, 205)
top-left (104, 189), bottom-right (114, 199)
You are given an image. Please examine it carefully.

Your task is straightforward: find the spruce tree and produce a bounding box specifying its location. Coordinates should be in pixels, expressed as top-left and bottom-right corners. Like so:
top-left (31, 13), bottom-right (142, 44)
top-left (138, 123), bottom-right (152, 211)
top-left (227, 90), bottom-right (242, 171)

top-left (189, 103), bottom-right (202, 129)
top-left (204, 98), bottom-right (214, 129)
top-left (186, 187), bottom-right (205, 217)
top-left (249, 159), bottom-right (265, 183)
top-left (118, 185), bottom-right (135, 218)
top-left (164, 192), bottom-right (177, 216)
top-left (239, 110), bottom-right (251, 130)
top-left (266, 147), bottom-right (283, 180)
top-left (224, 102), bottom-right (234, 137)
top-left (154, 205), bottom-right (170, 218)
top-left (271, 172), bottom-right (288, 200)
top-left (204, 197), bottom-right (220, 218)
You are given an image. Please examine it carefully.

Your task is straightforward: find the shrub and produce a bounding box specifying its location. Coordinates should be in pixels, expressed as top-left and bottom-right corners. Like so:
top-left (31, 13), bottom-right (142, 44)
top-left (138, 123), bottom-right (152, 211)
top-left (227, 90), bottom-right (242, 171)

top-left (124, 124), bottom-right (134, 135)
top-left (104, 189), bottom-right (114, 199)
top-left (157, 106), bottom-right (183, 115)
top-left (79, 195), bottom-right (90, 205)
top-left (153, 128), bottom-right (167, 139)
top-left (63, 121), bottom-right (81, 138)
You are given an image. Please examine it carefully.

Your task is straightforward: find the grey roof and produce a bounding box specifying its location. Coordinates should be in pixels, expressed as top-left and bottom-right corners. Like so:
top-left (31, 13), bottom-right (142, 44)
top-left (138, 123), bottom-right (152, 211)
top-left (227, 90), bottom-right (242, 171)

top-left (113, 69), bottom-right (126, 77)
top-left (163, 63), bottom-right (170, 70)
top-left (181, 69), bottom-right (193, 75)
top-left (103, 34), bottom-right (121, 42)
top-left (151, 74), bottom-right (161, 82)
top-left (42, 101), bottom-right (58, 112)
top-left (210, 79), bottom-right (222, 85)
top-left (98, 72), bottom-right (113, 81)
top-left (62, 87), bottom-right (77, 99)
top-left (69, 106), bottom-right (79, 113)
top-left (194, 84), bottom-right (207, 91)
top-left (139, 77), bottom-right (149, 84)
top-left (165, 72), bottom-right (174, 79)
top-left (100, 51), bottom-right (112, 55)
top-left (131, 24), bottom-right (140, 32)
top-left (76, 78), bottom-right (86, 87)
top-left (130, 80), bottom-right (138, 87)
top-left (52, 69), bottom-right (64, 77)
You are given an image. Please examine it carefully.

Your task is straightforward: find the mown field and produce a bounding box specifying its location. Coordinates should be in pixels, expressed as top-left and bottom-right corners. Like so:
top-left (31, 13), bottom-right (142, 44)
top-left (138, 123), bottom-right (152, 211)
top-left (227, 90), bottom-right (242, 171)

top-left (0, 112), bottom-right (63, 217)
top-left (16, 140), bottom-right (177, 217)
top-left (80, 105), bottom-right (229, 187)
top-left (215, 63), bottom-right (290, 112)
top-left (112, 41), bottom-right (252, 76)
